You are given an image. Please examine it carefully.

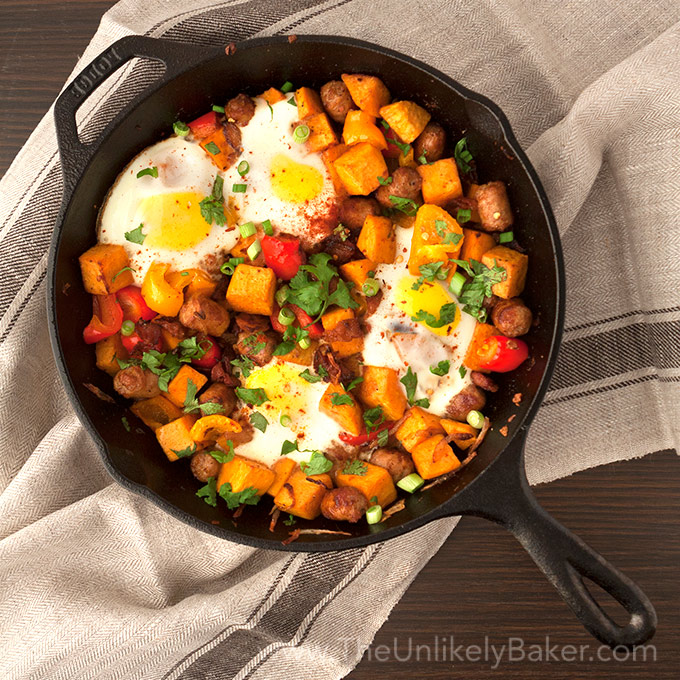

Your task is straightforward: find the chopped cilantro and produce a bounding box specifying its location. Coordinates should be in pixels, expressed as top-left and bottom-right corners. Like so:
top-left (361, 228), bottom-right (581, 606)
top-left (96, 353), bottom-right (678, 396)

top-left (235, 387), bottom-right (269, 406)
top-left (112, 266), bottom-right (135, 283)
top-left (219, 482), bottom-right (261, 510)
top-left (172, 443), bottom-right (197, 459)
top-left (204, 141), bottom-right (221, 155)
top-left (330, 392), bottom-right (354, 407)
top-left (342, 460), bottom-right (368, 476)
top-left (389, 195), bottom-right (418, 216)
top-left (136, 166), bottom-right (158, 179)
top-left (412, 303), bottom-right (458, 329)
top-left (300, 451), bottom-right (333, 475)
top-left (121, 416), bottom-right (131, 432)
top-left (376, 428), bottom-right (389, 447)
top-left (230, 355), bottom-right (254, 378)
top-left (199, 175), bottom-right (227, 226)
top-left (377, 175), bottom-right (393, 186)
top-left (124, 223), bottom-right (145, 245)
top-left (412, 261), bottom-right (447, 291)
top-left (281, 439), bottom-right (299, 456)
top-left (283, 514), bottom-right (297, 526)
top-left (450, 258), bottom-right (506, 322)
top-left (299, 368), bottom-right (322, 383)
top-left (430, 360), bottom-right (450, 376)
top-left (196, 477), bottom-right (217, 507)
top-left (434, 219), bottom-right (463, 245)
top-left (454, 137), bottom-right (474, 173)
top-left (249, 412), bottom-right (268, 433)
top-left (363, 406), bottom-right (385, 433)
top-left (400, 367), bottom-right (418, 405)
top-left (458, 366), bottom-right (467, 379)
top-left (344, 376), bottom-right (364, 391)
top-left (208, 447), bottom-right (234, 464)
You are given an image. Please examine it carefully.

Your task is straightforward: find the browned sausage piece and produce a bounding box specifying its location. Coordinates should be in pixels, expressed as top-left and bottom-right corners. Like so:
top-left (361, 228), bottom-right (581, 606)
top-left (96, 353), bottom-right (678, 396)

top-left (199, 383), bottom-right (237, 416)
top-left (338, 196), bottom-right (381, 231)
top-left (369, 448), bottom-right (415, 483)
top-left (210, 357), bottom-right (240, 387)
top-left (222, 121), bottom-right (242, 153)
top-left (319, 232), bottom-right (359, 264)
top-left (320, 80), bottom-right (355, 123)
top-left (491, 298), bottom-right (533, 337)
top-left (235, 331), bottom-right (276, 366)
top-left (476, 181), bottom-right (513, 232)
top-left (470, 371), bottom-right (499, 393)
top-left (153, 316), bottom-right (189, 341)
top-left (413, 122), bottom-right (446, 163)
top-left (321, 486), bottom-right (369, 523)
top-left (234, 313), bottom-right (270, 334)
top-left (113, 366), bottom-right (160, 399)
top-left (179, 295), bottom-right (231, 337)
top-left (313, 344), bottom-right (353, 385)
top-left (364, 290), bottom-right (383, 317)
top-left (225, 93), bottom-right (255, 126)
top-left (376, 166), bottom-right (422, 209)
top-left (190, 451), bottom-right (220, 482)
top-left (129, 320), bottom-right (163, 358)
top-left (446, 384), bottom-right (486, 421)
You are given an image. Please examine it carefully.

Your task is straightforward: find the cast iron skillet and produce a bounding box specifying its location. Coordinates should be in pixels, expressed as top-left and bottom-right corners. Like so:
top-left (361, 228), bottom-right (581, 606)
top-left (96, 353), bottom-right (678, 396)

top-left (48, 34), bottom-right (656, 647)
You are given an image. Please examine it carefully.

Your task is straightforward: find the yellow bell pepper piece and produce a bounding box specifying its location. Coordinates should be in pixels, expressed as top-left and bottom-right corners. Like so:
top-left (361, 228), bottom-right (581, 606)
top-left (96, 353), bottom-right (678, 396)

top-left (141, 262), bottom-right (185, 316)
top-left (190, 414), bottom-right (242, 444)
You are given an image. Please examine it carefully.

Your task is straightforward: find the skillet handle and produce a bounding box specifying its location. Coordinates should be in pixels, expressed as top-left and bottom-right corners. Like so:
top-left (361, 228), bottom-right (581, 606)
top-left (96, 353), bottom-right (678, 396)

top-left (54, 35), bottom-right (218, 194)
top-left (444, 431), bottom-right (656, 647)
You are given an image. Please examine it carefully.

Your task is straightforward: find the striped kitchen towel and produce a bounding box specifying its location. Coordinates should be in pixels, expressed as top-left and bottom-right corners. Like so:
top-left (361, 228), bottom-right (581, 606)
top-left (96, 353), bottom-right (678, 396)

top-left (0, 1), bottom-right (678, 678)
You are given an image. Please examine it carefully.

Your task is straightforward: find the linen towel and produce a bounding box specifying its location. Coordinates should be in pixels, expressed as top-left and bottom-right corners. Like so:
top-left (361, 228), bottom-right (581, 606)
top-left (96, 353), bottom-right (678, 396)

top-left (0, 1), bottom-right (678, 678)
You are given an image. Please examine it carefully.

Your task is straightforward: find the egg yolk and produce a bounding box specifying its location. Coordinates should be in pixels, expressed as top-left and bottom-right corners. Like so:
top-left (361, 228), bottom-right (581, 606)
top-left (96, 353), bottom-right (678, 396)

top-left (395, 274), bottom-right (461, 336)
top-left (269, 153), bottom-right (324, 203)
top-left (141, 192), bottom-right (212, 250)
top-left (244, 362), bottom-right (316, 419)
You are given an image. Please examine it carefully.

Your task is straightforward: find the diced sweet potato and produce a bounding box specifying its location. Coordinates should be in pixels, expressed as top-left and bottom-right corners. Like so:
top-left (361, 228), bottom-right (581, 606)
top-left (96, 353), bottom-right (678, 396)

top-left (321, 308), bottom-right (363, 357)
top-left (260, 87), bottom-right (285, 105)
top-left (131, 395), bottom-right (183, 432)
top-left (341, 73), bottom-right (390, 117)
top-left (319, 383), bottom-right (363, 435)
top-left (226, 264), bottom-right (276, 315)
top-left (161, 329), bottom-right (182, 351)
top-left (186, 269), bottom-right (218, 298)
top-left (322, 143), bottom-right (350, 196)
top-left (441, 419), bottom-right (478, 452)
top-left (342, 110), bottom-right (387, 150)
top-left (274, 469), bottom-right (333, 520)
top-left (305, 112), bottom-right (338, 153)
top-left (358, 366), bottom-right (407, 421)
top-left (398, 146), bottom-right (418, 169)
top-left (217, 454), bottom-right (275, 497)
top-left (200, 127), bottom-right (238, 171)
top-left (417, 158), bottom-right (463, 206)
top-left (378, 101), bottom-right (431, 144)
top-left (79, 244), bottom-right (134, 295)
top-left (411, 434), bottom-right (461, 479)
top-left (356, 215), bottom-right (395, 264)
top-left (481, 246), bottom-right (528, 299)
top-left (395, 406), bottom-right (445, 453)
top-left (409, 204), bottom-right (463, 275)
top-left (267, 457), bottom-right (298, 497)
top-left (339, 259), bottom-right (375, 290)
top-left (166, 365), bottom-right (208, 408)
top-left (333, 142), bottom-right (388, 195)
top-left (276, 339), bottom-right (317, 366)
top-left (336, 461), bottom-right (397, 508)
top-left (295, 86), bottom-right (324, 119)
top-left (95, 333), bottom-right (127, 376)
top-left (463, 322), bottom-right (497, 372)
top-left (156, 414), bottom-right (198, 462)
top-left (460, 228), bottom-right (495, 263)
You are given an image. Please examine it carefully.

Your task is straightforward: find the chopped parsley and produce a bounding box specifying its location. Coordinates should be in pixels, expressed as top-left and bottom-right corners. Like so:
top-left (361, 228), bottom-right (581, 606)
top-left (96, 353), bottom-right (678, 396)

top-left (204, 141), bottom-right (221, 155)
top-left (454, 137), bottom-right (474, 174)
top-left (458, 365), bottom-right (467, 379)
top-left (435, 219), bottom-right (463, 246)
top-left (136, 166), bottom-right (158, 179)
top-left (300, 451), bottom-right (333, 475)
top-left (196, 477), bottom-right (217, 507)
top-left (183, 380), bottom-right (224, 415)
top-left (124, 223), bottom-right (145, 245)
top-left (412, 261), bottom-right (447, 291)
top-left (208, 446), bottom-right (234, 464)
top-left (235, 387), bottom-right (269, 406)
top-left (230, 355), bottom-right (254, 378)
top-left (389, 195), bottom-right (418, 216)
top-left (121, 416), bottom-right (131, 432)
top-left (450, 258), bottom-right (507, 322)
top-left (281, 439), bottom-right (299, 456)
top-left (363, 406), bottom-right (385, 433)
top-left (219, 482), bottom-right (261, 510)
top-left (342, 460), bottom-right (368, 476)
top-left (377, 175), bottom-right (393, 186)
top-left (199, 175), bottom-right (227, 226)
top-left (430, 360), bottom-right (450, 376)
top-left (249, 412), bottom-right (268, 433)
top-left (344, 376), bottom-right (364, 392)
top-left (330, 392), bottom-right (354, 407)
top-left (283, 514), bottom-right (297, 526)
top-left (399, 367), bottom-right (430, 408)
top-left (299, 368), bottom-right (322, 383)
top-left (412, 303), bottom-right (458, 329)
top-left (172, 443), bottom-right (197, 459)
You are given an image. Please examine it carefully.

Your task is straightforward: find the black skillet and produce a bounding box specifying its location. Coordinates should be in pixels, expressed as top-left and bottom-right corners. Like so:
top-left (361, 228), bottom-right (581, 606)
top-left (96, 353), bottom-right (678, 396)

top-left (47, 34), bottom-right (656, 648)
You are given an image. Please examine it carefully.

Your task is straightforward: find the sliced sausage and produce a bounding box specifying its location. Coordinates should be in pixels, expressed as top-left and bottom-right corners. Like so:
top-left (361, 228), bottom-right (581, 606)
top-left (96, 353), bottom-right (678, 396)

top-left (235, 313), bottom-right (270, 334)
top-left (199, 382), bottom-right (237, 416)
top-left (338, 196), bottom-right (381, 231)
top-left (113, 366), bottom-right (160, 399)
top-left (222, 121), bottom-right (242, 153)
top-left (225, 93), bottom-right (255, 126)
top-left (470, 371), bottom-right (499, 393)
top-left (413, 121), bottom-right (446, 163)
top-left (320, 486), bottom-right (368, 523)
top-left (235, 331), bottom-right (276, 366)
top-left (375, 166), bottom-right (422, 209)
top-left (319, 232), bottom-right (359, 264)
top-left (210, 356), bottom-right (240, 387)
top-left (475, 181), bottom-right (513, 232)
top-left (153, 316), bottom-right (189, 341)
top-left (324, 317), bottom-right (362, 344)
top-left (320, 80), bottom-right (355, 123)
top-left (179, 295), bottom-right (231, 337)
top-left (130, 320), bottom-right (163, 357)
top-left (369, 448), bottom-right (415, 483)
top-left (190, 451), bottom-right (220, 482)
top-left (446, 384), bottom-right (486, 421)
top-left (491, 298), bottom-right (533, 337)
top-left (364, 289), bottom-right (383, 317)
top-left (313, 344), bottom-right (353, 385)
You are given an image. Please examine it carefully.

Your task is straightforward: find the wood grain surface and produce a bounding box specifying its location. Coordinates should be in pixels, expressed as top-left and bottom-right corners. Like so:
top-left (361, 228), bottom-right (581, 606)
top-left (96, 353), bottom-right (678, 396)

top-left (1, 2), bottom-right (677, 678)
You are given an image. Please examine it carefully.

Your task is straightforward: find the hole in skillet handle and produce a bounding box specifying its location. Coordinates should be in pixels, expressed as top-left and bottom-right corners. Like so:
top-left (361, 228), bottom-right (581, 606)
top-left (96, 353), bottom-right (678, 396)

top-left (441, 430), bottom-right (657, 648)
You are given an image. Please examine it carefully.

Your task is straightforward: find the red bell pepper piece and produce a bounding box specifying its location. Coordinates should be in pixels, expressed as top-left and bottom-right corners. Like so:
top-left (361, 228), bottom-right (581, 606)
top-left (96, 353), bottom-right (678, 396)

top-left (338, 422), bottom-right (393, 446)
top-left (121, 330), bottom-right (142, 354)
top-left (116, 285), bottom-right (156, 323)
top-left (261, 235), bottom-right (305, 281)
top-left (83, 294), bottom-right (124, 344)
top-left (476, 335), bottom-right (529, 372)
top-left (289, 304), bottom-right (323, 339)
top-left (188, 111), bottom-right (221, 140)
top-left (191, 336), bottom-right (222, 369)
top-left (382, 126), bottom-right (405, 159)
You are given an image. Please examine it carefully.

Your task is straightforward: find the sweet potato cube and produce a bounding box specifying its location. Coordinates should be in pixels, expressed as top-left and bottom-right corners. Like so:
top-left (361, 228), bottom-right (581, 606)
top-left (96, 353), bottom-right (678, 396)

top-left (267, 457), bottom-right (298, 497)
top-left (79, 244), bottom-right (134, 295)
top-left (333, 142), bottom-right (388, 195)
top-left (358, 366), bottom-right (407, 421)
top-left (186, 269), bottom-right (218, 298)
top-left (342, 110), bottom-right (387, 150)
top-left (295, 86), bottom-right (324, 119)
top-left (319, 383), bottom-right (363, 435)
top-left (395, 406), bottom-right (445, 453)
top-left (379, 101), bottom-right (431, 144)
top-left (339, 259), bottom-right (375, 290)
top-left (161, 329), bottom-right (182, 351)
top-left (417, 158), bottom-right (463, 206)
top-left (95, 333), bottom-right (127, 376)
top-left (155, 414), bottom-right (198, 462)
top-left (463, 322), bottom-right (497, 372)
top-left (322, 143), bottom-right (350, 196)
top-left (411, 434), bottom-right (461, 479)
top-left (460, 228), bottom-right (495, 264)
top-left (200, 126), bottom-right (238, 171)
top-left (341, 73), bottom-right (390, 117)
top-left (409, 204), bottom-right (463, 275)
top-left (217, 454), bottom-right (275, 497)
top-left (357, 215), bottom-right (396, 263)
top-left (166, 365), bottom-right (208, 408)
top-left (274, 470), bottom-right (333, 520)
top-left (441, 419), bottom-right (478, 452)
top-left (226, 264), bottom-right (276, 315)
top-left (305, 112), bottom-right (338, 153)
top-left (337, 461), bottom-right (397, 508)
top-left (260, 87), bottom-right (285, 105)
top-left (131, 395), bottom-right (183, 432)
top-left (321, 308), bottom-right (363, 357)
top-left (481, 246), bottom-right (528, 299)
top-left (398, 146), bottom-right (418, 169)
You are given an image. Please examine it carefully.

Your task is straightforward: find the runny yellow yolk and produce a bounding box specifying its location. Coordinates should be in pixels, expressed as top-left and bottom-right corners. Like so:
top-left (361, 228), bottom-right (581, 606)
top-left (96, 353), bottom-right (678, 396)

top-left (244, 363), bottom-right (315, 419)
top-left (395, 274), bottom-right (461, 336)
top-left (141, 192), bottom-right (212, 250)
top-left (269, 153), bottom-right (324, 203)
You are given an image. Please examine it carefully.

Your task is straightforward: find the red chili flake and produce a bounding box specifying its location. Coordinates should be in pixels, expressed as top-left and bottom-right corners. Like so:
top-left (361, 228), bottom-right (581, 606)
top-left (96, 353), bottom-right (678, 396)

top-left (499, 426), bottom-right (509, 437)
top-left (507, 414), bottom-right (516, 423)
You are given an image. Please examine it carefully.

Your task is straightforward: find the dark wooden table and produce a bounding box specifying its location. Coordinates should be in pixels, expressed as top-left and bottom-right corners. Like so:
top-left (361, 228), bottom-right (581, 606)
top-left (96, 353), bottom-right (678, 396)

top-left (1, 2), bottom-right (677, 678)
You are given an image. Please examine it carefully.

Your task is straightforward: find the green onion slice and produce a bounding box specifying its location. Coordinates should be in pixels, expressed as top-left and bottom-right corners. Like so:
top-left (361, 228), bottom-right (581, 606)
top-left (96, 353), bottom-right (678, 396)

top-left (499, 231), bottom-right (514, 243)
top-left (173, 121), bottom-right (189, 136)
top-left (280, 414), bottom-right (292, 427)
top-left (397, 473), bottom-right (425, 493)
top-left (466, 410), bottom-right (485, 429)
top-left (275, 286), bottom-right (290, 306)
top-left (278, 307), bottom-right (295, 326)
top-left (220, 257), bottom-right (244, 276)
top-left (239, 221), bottom-right (256, 238)
top-left (120, 320), bottom-right (135, 337)
top-left (293, 124), bottom-right (310, 144)
top-left (212, 105), bottom-right (225, 113)
top-left (281, 81), bottom-right (294, 93)
top-left (366, 505), bottom-right (382, 524)
top-left (237, 160), bottom-right (250, 176)
top-left (247, 239), bottom-right (261, 261)
top-left (262, 219), bottom-right (273, 236)
top-left (232, 183), bottom-right (247, 193)
top-left (456, 208), bottom-right (472, 223)
top-left (362, 278), bottom-right (380, 297)
top-left (298, 337), bottom-right (311, 350)
top-left (449, 271), bottom-right (466, 297)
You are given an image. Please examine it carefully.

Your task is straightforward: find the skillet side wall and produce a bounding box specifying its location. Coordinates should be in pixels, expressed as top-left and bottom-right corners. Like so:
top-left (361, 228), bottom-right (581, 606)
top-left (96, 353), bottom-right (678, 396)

top-left (50, 37), bottom-right (561, 550)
